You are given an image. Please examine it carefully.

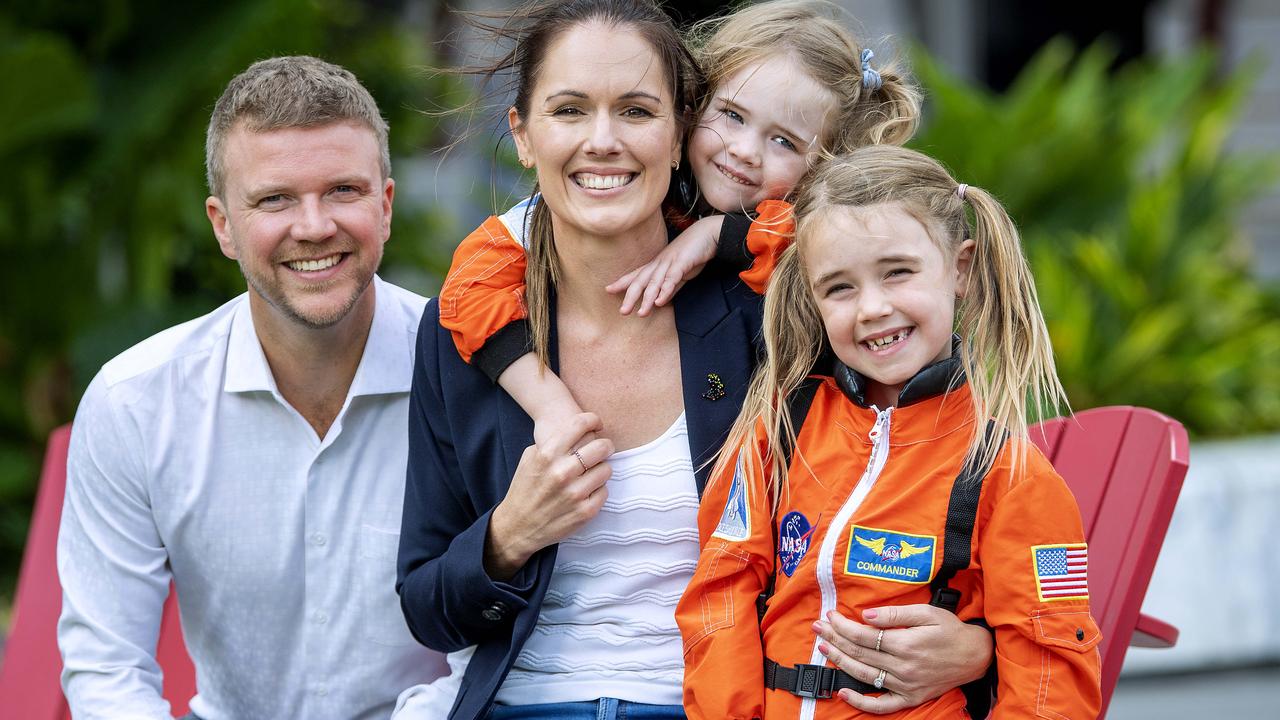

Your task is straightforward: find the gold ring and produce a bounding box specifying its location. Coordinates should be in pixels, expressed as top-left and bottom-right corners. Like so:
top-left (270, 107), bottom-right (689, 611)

top-left (571, 448), bottom-right (588, 473)
top-left (873, 668), bottom-right (887, 690)
top-left (874, 629), bottom-right (884, 652)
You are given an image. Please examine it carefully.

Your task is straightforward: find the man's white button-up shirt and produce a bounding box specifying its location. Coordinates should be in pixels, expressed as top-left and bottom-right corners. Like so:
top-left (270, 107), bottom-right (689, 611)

top-left (57, 276), bottom-right (447, 720)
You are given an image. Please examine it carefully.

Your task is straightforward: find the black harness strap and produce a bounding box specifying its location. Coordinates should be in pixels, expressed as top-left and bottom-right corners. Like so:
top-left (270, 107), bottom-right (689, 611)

top-left (764, 657), bottom-right (879, 698)
top-left (928, 420), bottom-right (1006, 719)
top-left (928, 420), bottom-right (1006, 612)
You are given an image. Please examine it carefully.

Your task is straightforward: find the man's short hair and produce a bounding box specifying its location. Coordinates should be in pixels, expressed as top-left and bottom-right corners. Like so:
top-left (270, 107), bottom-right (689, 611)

top-left (205, 56), bottom-right (391, 197)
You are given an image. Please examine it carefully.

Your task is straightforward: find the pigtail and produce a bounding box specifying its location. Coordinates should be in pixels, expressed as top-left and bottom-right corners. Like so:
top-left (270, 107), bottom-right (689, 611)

top-left (860, 64), bottom-right (920, 147)
top-left (827, 55), bottom-right (921, 154)
top-left (710, 242), bottom-right (826, 512)
top-left (957, 186), bottom-right (1069, 475)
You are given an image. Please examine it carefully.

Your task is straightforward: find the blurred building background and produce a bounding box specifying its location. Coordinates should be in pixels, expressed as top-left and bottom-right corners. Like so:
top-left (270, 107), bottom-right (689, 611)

top-left (1, 0), bottom-right (1277, 715)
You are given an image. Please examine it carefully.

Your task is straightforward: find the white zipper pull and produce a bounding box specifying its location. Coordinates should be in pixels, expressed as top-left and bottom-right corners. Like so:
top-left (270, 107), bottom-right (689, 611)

top-left (868, 406), bottom-right (893, 442)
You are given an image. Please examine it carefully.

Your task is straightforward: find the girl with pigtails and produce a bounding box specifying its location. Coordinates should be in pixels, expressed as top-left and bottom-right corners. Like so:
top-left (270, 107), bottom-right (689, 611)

top-left (675, 145), bottom-right (1103, 720)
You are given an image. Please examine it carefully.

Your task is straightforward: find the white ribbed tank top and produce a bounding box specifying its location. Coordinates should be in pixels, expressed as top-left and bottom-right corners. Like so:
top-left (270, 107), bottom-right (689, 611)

top-left (495, 412), bottom-right (698, 706)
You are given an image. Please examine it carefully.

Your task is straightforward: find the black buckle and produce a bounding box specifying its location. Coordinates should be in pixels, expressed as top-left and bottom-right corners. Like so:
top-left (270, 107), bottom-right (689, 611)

top-left (792, 663), bottom-right (834, 699)
top-left (931, 587), bottom-right (961, 613)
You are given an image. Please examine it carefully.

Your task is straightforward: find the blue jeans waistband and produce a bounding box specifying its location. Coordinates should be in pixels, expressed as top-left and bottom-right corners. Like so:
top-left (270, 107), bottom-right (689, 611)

top-left (488, 697), bottom-right (686, 720)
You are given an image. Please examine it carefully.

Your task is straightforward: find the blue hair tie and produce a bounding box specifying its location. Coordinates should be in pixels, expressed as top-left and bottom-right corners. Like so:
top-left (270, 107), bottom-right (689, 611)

top-left (860, 48), bottom-right (883, 92)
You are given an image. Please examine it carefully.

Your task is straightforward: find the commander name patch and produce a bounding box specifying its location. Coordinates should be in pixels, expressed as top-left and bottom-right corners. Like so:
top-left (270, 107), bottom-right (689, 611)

top-left (844, 525), bottom-right (936, 585)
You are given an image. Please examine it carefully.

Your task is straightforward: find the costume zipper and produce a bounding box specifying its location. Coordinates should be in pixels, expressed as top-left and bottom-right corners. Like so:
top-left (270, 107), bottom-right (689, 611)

top-left (799, 406), bottom-right (893, 720)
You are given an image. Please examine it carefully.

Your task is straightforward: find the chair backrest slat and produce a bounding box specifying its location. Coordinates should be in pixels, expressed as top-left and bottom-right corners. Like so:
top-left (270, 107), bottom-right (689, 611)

top-left (0, 424), bottom-right (195, 717)
top-left (1027, 406), bottom-right (1189, 718)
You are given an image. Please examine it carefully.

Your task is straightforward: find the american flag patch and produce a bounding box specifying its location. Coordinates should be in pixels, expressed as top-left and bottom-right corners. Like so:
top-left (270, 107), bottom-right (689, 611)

top-left (1032, 544), bottom-right (1089, 601)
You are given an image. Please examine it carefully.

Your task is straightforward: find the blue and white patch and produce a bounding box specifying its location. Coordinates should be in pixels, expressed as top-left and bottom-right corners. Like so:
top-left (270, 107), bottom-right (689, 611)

top-left (711, 453), bottom-right (750, 541)
top-left (777, 511), bottom-right (816, 576)
top-left (844, 525), bottom-right (936, 585)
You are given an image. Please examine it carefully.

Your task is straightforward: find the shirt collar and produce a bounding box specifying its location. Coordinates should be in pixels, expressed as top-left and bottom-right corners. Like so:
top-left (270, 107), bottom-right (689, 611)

top-left (348, 276), bottom-right (416, 397)
top-left (223, 297), bottom-right (277, 394)
top-left (222, 276), bottom-right (415, 397)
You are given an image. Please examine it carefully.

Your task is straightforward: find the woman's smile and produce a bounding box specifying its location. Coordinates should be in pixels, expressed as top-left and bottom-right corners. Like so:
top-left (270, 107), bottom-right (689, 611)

top-left (570, 169), bottom-right (638, 191)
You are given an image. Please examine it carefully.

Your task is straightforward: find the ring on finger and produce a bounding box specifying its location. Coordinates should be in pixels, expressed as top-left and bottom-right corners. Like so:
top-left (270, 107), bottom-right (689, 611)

top-left (874, 628), bottom-right (884, 653)
top-left (873, 668), bottom-right (887, 690)
top-left (571, 448), bottom-right (589, 473)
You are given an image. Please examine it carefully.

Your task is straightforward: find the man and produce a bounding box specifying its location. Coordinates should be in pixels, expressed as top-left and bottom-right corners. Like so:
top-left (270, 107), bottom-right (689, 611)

top-left (57, 56), bottom-right (449, 719)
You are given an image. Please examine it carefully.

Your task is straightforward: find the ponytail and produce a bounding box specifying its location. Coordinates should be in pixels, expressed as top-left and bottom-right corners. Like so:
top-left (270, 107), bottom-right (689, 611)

top-left (826, 53), bottom-right (920, 153)
top-left (524, 198), bottom-right (558, 368)
top-left (956, 185), bottom-right (1068, 474)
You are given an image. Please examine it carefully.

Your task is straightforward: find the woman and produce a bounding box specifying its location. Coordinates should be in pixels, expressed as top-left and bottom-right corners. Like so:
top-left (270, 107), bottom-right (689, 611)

top-left (396, 2), bottom-right (993, 718)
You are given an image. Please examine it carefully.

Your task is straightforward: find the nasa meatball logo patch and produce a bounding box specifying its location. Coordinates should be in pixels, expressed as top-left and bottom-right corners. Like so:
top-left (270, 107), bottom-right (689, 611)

top-left (777, 511), bottom-right (817, 577)
top-left (844, 525), bottom-right (936, 584)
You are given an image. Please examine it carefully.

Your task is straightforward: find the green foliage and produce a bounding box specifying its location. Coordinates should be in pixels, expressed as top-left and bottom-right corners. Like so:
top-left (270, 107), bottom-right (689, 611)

top-left (0, 1), bottom-right (460, 596)
top-left (911, 40), bottom-right (1280, 437)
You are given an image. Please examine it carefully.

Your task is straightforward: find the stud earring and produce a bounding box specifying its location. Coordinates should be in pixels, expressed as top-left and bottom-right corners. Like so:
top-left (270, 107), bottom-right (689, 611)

top-left (671, 159), bottom-right (680, 170)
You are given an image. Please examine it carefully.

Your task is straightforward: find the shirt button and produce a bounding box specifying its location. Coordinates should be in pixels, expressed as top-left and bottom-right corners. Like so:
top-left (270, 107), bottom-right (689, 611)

top-left (314, 610), bottom-right (328, 625)
top-left (311, 533), bottom-right (327, 546)
top-left (315, 686), bottom-right (328, 697)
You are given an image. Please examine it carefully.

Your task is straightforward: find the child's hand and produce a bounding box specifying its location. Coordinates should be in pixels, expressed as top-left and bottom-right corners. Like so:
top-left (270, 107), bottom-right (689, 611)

top-left (606, 215), bottom-right (725, 316)
top-left (497, 354), bottom-right (602, 448)
top-left (533, 413), bottom-right (598, 449)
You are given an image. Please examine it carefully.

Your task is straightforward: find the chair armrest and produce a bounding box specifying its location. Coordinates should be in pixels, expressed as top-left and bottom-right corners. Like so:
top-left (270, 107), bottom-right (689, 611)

top-left (1130, 612), bottom-right (1179, 648)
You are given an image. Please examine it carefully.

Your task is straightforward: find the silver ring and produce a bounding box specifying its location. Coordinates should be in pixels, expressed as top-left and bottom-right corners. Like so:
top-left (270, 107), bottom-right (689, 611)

top-left (874, 629), bottom-right (884, 653)
top-left (571, 448), bottom-right (589, 473)
top-left (873, 668), bottom-right (887, 690)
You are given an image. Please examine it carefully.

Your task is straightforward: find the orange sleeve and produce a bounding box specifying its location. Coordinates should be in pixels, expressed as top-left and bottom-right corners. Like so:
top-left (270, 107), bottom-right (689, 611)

top-left (738, 199), bottom-right (794, 295)
top-left (437, 215), bottom-right (529, 365)
top-left (980, 461), bottom-right (1103, 719)
top-left (676, 425), bottom-right (774, 720)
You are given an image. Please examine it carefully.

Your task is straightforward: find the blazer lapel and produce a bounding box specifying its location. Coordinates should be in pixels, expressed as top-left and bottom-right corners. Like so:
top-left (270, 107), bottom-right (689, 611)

top-left (674, 274), bottom-right (758, 495)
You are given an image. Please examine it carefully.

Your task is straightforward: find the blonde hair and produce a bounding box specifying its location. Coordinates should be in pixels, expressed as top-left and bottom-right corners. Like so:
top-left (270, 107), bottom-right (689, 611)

top-left (689, 0), bottom-right (920, 155)
top-left (206, 56), bottom-right (390, 198)
top-left (715, 145), bottom-right (1068, 507)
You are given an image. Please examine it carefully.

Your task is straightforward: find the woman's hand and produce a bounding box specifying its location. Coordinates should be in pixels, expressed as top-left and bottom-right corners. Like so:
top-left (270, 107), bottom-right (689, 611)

top-left (485, 413), bottom-right (614, 581)
top-left (605, 215), bottom-right (724, 316)
top-left (812, 605), bottom-right (994, 714)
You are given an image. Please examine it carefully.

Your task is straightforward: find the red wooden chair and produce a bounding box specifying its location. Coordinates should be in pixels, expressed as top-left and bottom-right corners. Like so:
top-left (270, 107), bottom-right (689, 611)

top-left (0, 424), bottom-right (196, 718)
top-left (1029, 406), bottom-right (1189, 718)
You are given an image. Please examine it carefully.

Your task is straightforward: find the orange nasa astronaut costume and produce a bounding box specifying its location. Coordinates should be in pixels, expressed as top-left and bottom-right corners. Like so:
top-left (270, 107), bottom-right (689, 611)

top-left (675, 357), bottom-right (1103, 720)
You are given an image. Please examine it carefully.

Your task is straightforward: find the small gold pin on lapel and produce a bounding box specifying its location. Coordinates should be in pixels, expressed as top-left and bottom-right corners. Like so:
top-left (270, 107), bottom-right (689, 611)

top-left (702, 373), bottom-right (726, 401)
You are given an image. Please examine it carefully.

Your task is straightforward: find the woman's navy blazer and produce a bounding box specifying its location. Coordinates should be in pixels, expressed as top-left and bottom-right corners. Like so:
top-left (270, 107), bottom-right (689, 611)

top-left (397, 269), bottom-right (764, 720)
